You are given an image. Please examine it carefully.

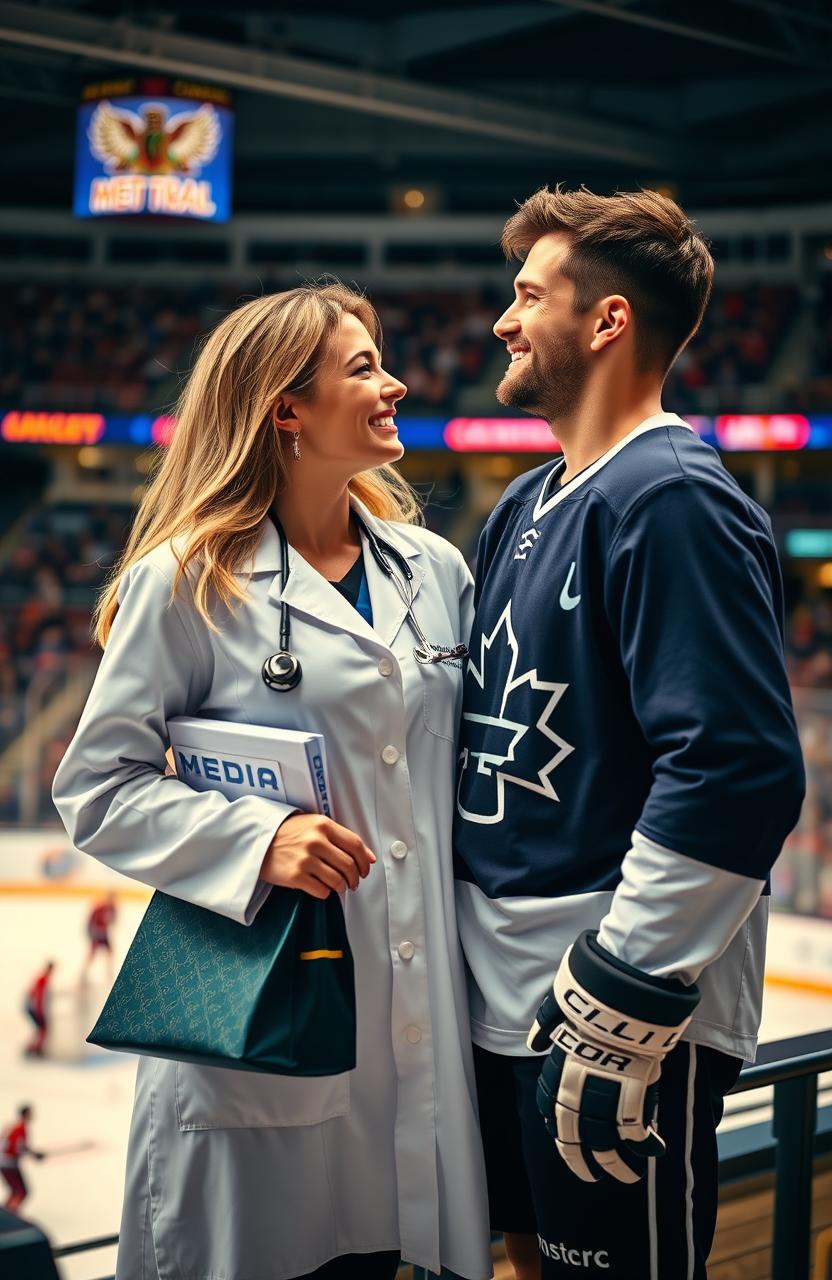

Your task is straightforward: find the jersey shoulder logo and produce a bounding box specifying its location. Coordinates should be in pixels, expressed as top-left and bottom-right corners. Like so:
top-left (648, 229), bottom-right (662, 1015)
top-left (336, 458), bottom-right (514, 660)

top-left (456, 600), bottom-right (573, 826)
top-left (559, 561), bottom-right (581, 611)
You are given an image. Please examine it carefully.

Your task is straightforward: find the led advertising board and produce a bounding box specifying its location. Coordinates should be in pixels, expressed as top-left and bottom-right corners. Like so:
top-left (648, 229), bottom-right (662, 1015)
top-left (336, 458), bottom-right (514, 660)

top-left (73, 77), bottom-right (233, 222)
top-left (1, 412), bottom-right (107, 445)
top-left (4, 412), bottom-right (832, 452)
top-left (713, 414), bottom-right (812, 451)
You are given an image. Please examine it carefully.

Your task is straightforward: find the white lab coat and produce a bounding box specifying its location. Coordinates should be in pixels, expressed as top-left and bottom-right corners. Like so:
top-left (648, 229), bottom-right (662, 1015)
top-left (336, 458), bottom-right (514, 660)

top-left (52, 498), bottom-right (492, 1280)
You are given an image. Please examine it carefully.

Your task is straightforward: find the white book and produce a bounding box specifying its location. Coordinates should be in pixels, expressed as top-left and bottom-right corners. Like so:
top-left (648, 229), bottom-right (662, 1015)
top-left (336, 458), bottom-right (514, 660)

top-left (167, 716), bottom-right (332, 818)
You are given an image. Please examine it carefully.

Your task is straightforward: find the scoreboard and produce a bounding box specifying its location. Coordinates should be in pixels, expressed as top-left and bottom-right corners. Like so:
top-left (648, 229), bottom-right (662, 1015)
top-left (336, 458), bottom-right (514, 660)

top-left (73, 77), bottom-right (233, 223)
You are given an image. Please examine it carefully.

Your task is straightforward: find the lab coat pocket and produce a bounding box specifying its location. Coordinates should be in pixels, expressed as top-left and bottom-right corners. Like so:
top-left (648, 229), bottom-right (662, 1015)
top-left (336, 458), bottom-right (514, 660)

top-left (175, 1060), bottom-right (351, 1129)
top-left (422, 658), bottom-right (464, 742)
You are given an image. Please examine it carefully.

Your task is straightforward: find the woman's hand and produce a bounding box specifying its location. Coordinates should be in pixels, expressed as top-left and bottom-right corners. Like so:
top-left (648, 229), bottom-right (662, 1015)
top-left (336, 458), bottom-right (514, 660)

top-left (260, 813), bottom-right (376, 900)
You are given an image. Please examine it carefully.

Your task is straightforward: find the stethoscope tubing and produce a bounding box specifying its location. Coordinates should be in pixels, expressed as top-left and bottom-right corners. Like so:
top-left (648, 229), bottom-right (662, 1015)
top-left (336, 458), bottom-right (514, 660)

top-left (262, 512), bottom-right (468, 692)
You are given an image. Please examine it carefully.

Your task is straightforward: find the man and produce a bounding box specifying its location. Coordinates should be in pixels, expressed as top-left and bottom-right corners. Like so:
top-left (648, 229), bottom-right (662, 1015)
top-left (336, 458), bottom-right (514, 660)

top-left (24, 959), bottom-right (54, 1057)
top-left (0, 1104), bottom-right (44, 1211)
top-left (453, 187), bottom-right (805, 1280)
top-left (83, 891), bottom-right (118, 982)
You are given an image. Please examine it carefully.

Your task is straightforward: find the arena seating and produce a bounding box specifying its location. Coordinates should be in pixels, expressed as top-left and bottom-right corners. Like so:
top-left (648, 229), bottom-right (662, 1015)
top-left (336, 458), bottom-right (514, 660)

top-left (786, 600), bottom-right (832, 689)
top-left (0, 505), bottom-right (130, 821)
top-left (806, 273), bottom-right (832, 410)
top-left (0, 281), bottom-right (500, 416)
top-left (0, 279), bottom-right (808, 416)
top-left (665, 282), bottom-right (800, 412)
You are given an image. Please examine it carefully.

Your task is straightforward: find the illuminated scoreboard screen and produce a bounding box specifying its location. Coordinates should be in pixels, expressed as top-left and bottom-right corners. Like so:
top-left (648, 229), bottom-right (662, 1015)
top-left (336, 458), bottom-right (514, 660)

top-left (73, 77), bottom-right (233, 222)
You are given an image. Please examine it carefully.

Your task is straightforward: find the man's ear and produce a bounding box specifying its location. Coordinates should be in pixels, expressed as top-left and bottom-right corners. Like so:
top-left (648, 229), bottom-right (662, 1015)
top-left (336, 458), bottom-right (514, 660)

top-left (590, 295), bottom-right (630, 352)
top-left (271, 399), bottom-right (298, 428)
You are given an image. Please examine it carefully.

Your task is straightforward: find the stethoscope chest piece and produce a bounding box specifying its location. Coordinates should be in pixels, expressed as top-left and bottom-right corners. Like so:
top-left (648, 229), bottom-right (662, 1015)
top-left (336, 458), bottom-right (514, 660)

top-left (262, 650), bottom-right (302, 692)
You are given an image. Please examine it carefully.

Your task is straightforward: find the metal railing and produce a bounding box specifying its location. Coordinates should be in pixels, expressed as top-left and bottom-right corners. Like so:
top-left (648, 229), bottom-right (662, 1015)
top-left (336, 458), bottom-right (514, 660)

top-left (3, 1029), bottom-right (826, 1280)
top-left (723, 1028), bottom-right (832, 1280)
top-left (51, 1233), bottom-right (118, 1280)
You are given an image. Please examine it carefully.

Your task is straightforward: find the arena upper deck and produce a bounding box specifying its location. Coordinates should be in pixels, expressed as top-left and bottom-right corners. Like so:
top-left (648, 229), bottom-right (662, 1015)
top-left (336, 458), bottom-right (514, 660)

top-left (0, 0), bottom-right (829, 216)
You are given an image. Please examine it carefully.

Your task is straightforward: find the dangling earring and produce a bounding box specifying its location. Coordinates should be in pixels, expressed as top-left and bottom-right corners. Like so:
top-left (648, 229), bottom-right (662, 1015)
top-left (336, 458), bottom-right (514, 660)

top-left (291, 431), bottom-right (302, 461)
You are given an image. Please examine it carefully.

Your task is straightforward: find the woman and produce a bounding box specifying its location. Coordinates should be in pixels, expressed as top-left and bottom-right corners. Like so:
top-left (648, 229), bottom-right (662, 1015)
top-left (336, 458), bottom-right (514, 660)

top-left (52, 284), bottom-right (492, 1280)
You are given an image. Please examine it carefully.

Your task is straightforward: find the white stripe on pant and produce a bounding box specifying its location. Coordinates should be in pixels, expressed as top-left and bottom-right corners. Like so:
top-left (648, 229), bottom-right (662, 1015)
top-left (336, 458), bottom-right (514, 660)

top-left (647, 1043), bottom-right (698, 1280)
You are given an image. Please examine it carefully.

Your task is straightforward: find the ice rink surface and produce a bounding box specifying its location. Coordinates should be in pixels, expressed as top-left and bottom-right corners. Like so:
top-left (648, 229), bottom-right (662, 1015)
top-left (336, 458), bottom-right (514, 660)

top-left (0, 892), bottom-right (148, 1279)
top-left (1, 890), bottom-right (830, 1280)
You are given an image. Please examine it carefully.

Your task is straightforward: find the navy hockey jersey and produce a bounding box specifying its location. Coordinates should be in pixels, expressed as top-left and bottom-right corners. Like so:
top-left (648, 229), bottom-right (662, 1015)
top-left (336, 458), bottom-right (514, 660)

top-left (453, 413), bottom-right (805, 1059)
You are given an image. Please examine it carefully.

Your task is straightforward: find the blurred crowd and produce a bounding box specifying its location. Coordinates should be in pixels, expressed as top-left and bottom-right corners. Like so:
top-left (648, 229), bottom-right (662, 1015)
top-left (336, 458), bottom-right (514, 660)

top-left (666, 283), bottom-right (799, 412)
top-left (786, 598), bottom-right (832, 689)
top-left (805, 274), bottom-right (832, 411)
top-left (0, 277), bottom-right (818, 417)
top-left (0, 283), bottom-right (214, 415)
top-left (374, 289), bottom-right (500, 411)
top-left (0, 282), bottom-right (500, 417)
top-left (774, 687), bottom-right (832, 919)
top-left (0, 506), bottom-right (129, 821)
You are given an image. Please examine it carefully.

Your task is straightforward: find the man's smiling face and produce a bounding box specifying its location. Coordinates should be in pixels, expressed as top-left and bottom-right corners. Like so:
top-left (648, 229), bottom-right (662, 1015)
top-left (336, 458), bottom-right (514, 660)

top-left (493, 232), bottom-right (592, 421)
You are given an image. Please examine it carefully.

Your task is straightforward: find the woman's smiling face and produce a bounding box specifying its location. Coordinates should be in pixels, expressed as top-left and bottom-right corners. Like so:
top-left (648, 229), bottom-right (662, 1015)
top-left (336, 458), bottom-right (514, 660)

top-left (282, 312), bottom-right (407, 476)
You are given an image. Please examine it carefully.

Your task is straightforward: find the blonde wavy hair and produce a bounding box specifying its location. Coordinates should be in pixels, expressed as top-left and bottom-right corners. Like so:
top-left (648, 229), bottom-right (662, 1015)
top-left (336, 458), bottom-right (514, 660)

top-left (95, 282), bottom-right (420, 645)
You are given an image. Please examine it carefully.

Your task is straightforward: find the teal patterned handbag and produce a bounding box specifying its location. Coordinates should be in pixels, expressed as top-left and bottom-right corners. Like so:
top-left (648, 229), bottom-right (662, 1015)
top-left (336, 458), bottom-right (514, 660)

top-left (87, 886), bottom-right (356, 1075)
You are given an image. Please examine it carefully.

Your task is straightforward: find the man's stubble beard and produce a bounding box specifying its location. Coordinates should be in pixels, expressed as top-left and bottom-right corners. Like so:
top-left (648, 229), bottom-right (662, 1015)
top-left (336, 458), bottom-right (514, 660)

top-left (496, 329), bottom-right (590, 422)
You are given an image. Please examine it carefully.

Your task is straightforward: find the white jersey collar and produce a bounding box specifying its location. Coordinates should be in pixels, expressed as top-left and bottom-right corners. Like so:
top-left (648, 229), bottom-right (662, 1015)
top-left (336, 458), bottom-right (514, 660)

top-left (532, 412), bottom-right (691, 522)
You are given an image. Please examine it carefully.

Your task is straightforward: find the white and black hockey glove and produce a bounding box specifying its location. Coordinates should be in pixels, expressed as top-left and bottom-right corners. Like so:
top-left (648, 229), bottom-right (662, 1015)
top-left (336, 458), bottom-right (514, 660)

top-left (528, 930), bottom-right (700, 1185)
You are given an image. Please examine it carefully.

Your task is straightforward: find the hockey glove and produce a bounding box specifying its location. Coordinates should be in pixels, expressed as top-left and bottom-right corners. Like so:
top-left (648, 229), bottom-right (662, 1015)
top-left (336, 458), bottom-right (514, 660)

top-left (528, 930), bottom-right (700, 1185)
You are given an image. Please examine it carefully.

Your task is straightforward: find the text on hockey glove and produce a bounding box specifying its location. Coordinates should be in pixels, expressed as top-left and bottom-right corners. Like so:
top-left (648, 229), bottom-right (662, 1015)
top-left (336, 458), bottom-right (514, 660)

top-left (527, 930), bottom-right (700, 1185)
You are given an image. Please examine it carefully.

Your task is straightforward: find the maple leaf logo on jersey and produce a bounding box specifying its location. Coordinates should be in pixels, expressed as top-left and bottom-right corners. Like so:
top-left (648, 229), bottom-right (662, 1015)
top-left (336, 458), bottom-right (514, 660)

top-left (456, 600), bottom-right (574, 825)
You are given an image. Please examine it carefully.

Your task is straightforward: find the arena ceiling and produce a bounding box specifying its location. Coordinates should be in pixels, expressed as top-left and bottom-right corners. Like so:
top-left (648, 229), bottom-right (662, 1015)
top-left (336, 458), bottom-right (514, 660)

top-left (0, 0), bottom-right (830, 215)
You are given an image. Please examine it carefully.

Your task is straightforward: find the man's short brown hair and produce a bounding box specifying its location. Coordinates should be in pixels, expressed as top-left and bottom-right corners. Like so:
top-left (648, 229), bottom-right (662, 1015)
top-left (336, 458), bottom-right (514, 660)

top-left (501, 185), bottom-right (714, 374)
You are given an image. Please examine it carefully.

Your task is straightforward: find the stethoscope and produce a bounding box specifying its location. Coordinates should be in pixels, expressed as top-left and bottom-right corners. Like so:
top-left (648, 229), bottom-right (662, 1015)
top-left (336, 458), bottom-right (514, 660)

top-left (262, 512), bottom-right (469, 692)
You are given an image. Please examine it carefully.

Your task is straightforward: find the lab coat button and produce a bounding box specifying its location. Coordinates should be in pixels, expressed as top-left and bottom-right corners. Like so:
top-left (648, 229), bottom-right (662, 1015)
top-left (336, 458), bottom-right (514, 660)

top-left (390, 840), bottom-right (408, 860)
top-left (377, 657), bottom-right (394, 677)
top-left (397, 941), bottom-right (415, 961)
top-left (381, 745), bottom-right (400, 765)
top-left (405, 1025), bottom-right (422, 1044)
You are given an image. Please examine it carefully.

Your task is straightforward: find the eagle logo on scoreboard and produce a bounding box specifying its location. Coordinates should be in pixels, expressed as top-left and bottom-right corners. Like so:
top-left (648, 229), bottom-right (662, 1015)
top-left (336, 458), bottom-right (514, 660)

top-left (89, 101), bottom-right (220, 177)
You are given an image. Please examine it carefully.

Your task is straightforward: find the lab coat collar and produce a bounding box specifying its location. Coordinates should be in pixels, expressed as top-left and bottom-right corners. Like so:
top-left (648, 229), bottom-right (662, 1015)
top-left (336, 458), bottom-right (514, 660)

top-left (245, 496), bottom-right (426, 652)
